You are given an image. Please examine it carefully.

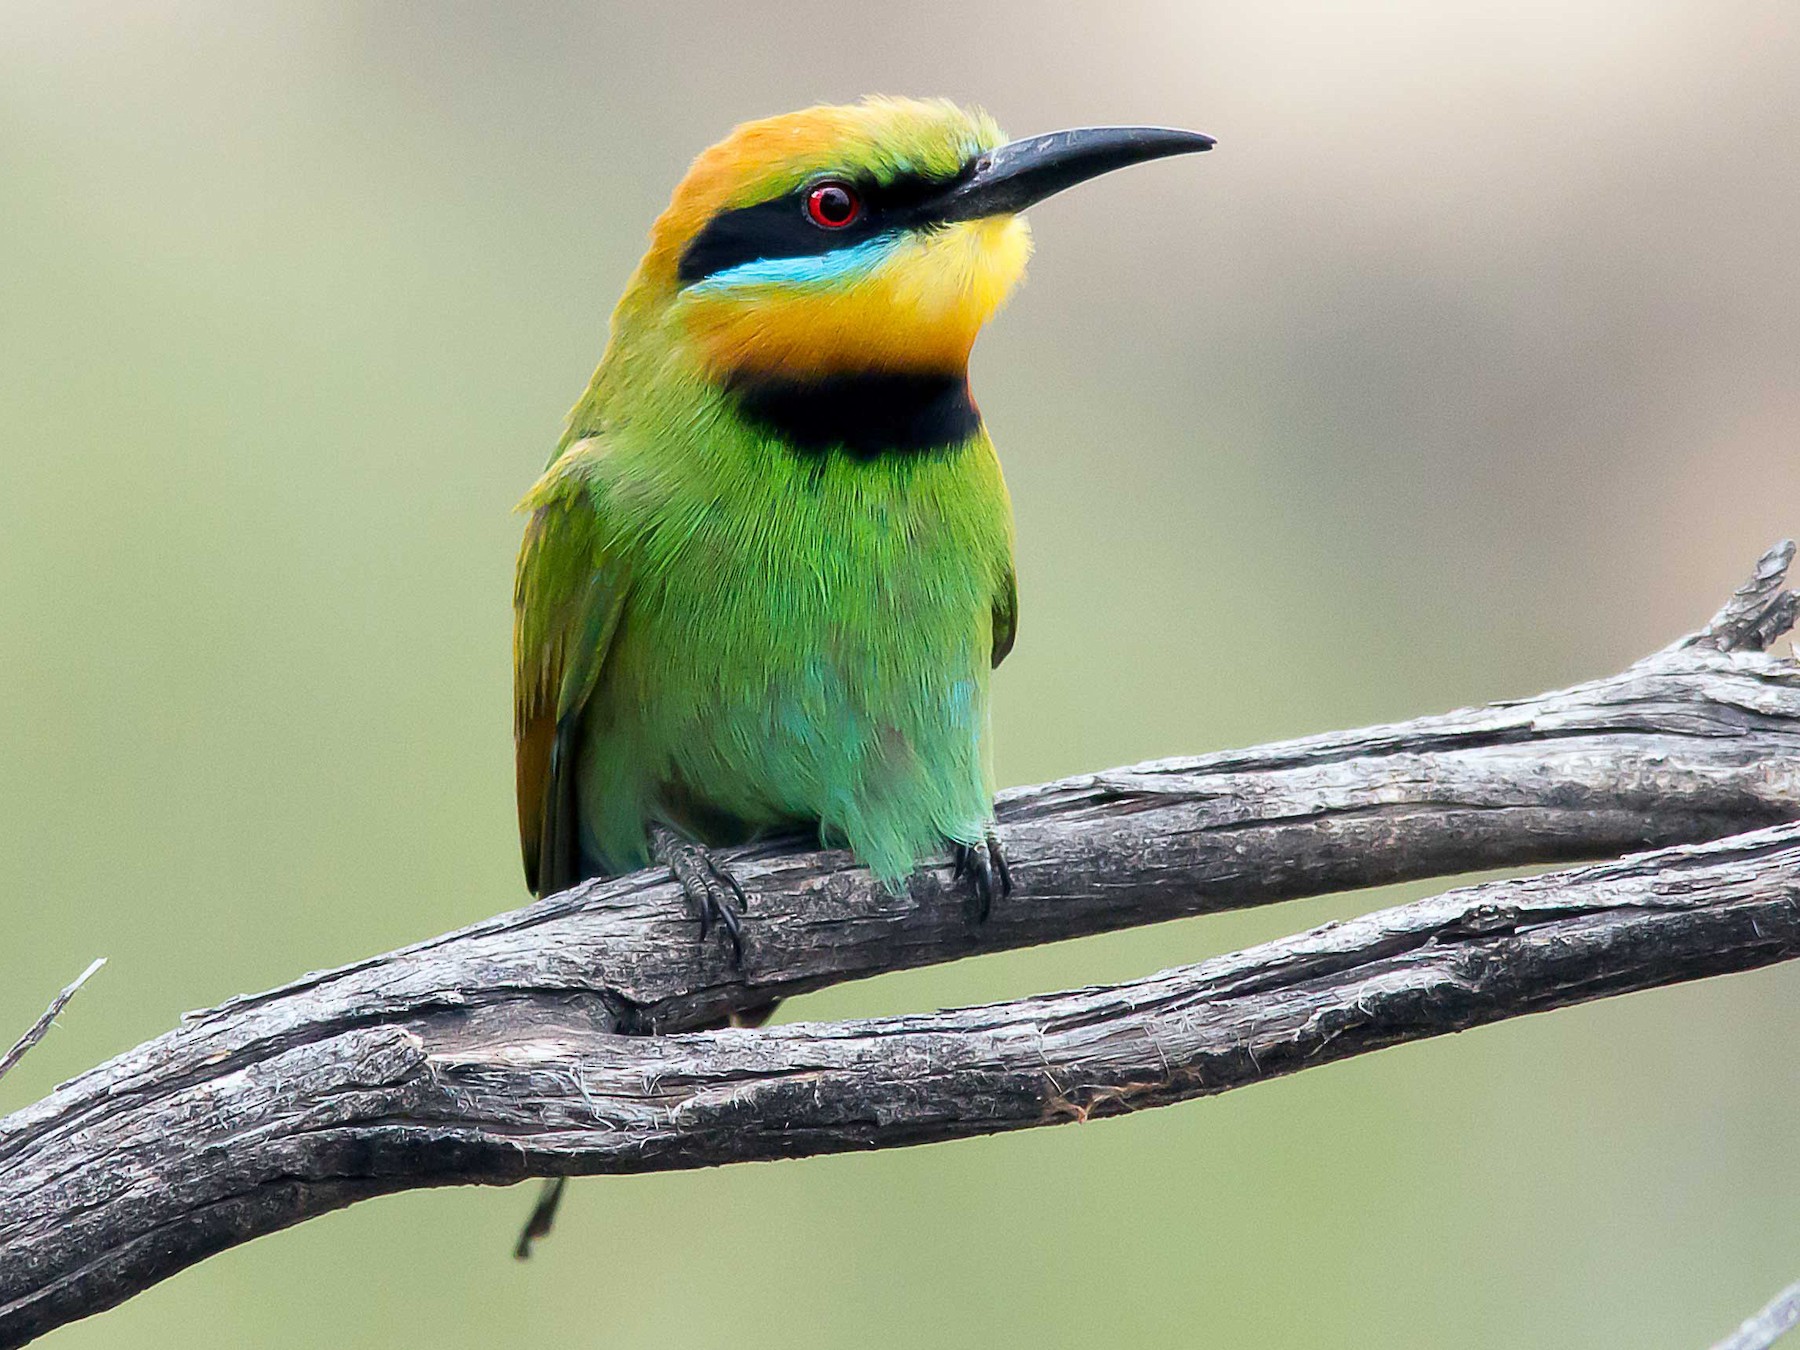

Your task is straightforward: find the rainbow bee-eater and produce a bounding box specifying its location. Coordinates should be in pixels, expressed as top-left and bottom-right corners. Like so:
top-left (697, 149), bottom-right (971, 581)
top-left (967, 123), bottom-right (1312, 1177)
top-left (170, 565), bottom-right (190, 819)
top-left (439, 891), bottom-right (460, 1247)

top-left (513, 97), bottom-right (1212, 963)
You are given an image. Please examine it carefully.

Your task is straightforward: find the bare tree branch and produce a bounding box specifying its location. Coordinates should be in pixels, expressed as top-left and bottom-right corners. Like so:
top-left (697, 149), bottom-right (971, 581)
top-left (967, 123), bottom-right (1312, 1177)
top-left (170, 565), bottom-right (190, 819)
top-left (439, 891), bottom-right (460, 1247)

top-left (1711, 1280), bottom-right (1800, 1350)
top-left (0, 959), bottom-right (105, 1086)
top-left (0, 542), bottom-right (1794, 1346)
top-left (3, 827), bottom-right (1798, 1345)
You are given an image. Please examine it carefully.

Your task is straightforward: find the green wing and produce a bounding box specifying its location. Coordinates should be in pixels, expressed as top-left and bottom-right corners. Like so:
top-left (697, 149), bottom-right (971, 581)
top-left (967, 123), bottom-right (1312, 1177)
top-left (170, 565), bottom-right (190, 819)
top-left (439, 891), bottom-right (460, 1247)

top-left (992, 565), bottom-right (1018, 668)
top-left (513, 443), bottom-right (628, 897)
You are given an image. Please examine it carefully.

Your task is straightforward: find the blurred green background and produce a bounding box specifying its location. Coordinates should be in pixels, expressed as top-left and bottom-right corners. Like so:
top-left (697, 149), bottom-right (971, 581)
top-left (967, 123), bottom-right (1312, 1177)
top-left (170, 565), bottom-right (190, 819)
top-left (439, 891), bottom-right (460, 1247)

top-left (3, 3), bottom-right (1798, 1346)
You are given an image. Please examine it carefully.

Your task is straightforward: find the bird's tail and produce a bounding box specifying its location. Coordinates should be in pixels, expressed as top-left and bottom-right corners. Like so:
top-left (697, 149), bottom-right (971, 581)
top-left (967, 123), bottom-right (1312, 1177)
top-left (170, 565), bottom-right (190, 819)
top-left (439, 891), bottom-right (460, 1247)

top-left (708, 999), bottom-right (781, 1029)
top-left (514, 1177), bottom-right (566, 1260)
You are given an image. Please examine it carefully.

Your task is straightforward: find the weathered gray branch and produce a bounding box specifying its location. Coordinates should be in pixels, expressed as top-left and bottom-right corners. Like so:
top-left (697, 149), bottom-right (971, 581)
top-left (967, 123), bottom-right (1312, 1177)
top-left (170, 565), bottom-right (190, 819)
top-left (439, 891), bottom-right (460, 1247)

top-left (0, 542), bottom-right (1795, 1346)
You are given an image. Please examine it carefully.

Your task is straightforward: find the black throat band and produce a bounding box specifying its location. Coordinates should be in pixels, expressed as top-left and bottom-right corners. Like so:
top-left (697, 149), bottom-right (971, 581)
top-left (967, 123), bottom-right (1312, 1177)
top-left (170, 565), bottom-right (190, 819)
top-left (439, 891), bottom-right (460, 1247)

top-left (725, 369), bottom-right (981, 460)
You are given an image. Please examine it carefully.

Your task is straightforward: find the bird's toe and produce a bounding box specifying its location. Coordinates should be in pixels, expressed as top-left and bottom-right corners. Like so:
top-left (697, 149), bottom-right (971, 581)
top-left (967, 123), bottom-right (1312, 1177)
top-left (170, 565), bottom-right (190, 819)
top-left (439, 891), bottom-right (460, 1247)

top-left (953, 828), bottom-right (1012, 922)
top-left (652, 825), bottom-right (748, 966)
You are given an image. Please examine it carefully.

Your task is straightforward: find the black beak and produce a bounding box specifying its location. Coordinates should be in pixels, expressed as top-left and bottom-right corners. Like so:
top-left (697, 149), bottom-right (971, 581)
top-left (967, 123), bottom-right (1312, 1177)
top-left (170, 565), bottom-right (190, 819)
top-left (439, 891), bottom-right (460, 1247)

top-left (929, 126), bottom-right (1215, 223)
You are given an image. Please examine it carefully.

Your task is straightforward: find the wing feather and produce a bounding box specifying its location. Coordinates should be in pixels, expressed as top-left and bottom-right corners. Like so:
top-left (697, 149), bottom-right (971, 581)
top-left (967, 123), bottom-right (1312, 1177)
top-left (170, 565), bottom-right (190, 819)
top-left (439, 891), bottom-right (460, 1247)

top-left (513, 444), bottom-right (628, 896)
top-left (991, 565), bottom-right (1018, 668)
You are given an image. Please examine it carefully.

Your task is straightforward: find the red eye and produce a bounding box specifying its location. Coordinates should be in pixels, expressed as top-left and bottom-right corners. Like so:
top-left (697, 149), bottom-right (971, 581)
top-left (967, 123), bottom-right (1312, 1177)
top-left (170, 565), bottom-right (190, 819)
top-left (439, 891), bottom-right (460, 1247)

top-left (805, 181), bottom-right (861, 229)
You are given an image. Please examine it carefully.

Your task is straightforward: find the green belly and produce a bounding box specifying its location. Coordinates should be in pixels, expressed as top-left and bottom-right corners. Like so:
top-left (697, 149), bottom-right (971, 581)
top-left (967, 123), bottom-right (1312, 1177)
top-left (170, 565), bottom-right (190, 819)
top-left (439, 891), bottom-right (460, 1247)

top-left (575, 442), bottom-right (1009, 886)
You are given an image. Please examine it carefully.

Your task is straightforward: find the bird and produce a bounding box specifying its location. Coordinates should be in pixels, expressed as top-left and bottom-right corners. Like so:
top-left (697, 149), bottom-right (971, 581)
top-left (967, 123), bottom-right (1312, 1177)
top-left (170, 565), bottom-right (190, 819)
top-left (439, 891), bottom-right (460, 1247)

top-left (510, 95), bottom-right (1211, 1255)
top-left (513, 95), bottom-right (1210, 998)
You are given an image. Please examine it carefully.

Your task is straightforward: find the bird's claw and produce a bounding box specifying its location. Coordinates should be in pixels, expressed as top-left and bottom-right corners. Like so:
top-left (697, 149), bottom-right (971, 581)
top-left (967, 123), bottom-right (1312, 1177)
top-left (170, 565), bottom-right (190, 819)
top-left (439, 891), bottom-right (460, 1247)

top-left (652, 826), bottom-right (747, 965)
top-left (952, 829), bottom-right (1012, 923)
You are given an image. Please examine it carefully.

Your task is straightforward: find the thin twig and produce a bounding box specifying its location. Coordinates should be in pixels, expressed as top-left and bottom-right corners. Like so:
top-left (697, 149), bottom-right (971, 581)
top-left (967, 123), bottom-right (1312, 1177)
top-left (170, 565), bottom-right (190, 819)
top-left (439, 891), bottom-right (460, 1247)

top-left (1710, 1280), bottom-right (1800, 1350)
top-left (0, 959), bottom-right (105, 1086)
top-left (1685, 539), bottom-right (1799, 653)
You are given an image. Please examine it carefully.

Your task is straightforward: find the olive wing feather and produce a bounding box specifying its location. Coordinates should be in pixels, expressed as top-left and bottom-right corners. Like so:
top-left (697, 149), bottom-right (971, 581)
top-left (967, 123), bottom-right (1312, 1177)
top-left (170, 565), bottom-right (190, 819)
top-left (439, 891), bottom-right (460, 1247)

top-left (513, 445), bottom-right (628, 897)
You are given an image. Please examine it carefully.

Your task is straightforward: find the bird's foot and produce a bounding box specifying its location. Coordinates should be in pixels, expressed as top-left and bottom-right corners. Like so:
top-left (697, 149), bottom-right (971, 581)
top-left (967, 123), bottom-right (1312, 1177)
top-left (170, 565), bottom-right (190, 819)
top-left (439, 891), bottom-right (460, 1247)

top-left (952, 828), bottom-right (1013, 923)
top-left (651, 824), bottom-right (747, 965)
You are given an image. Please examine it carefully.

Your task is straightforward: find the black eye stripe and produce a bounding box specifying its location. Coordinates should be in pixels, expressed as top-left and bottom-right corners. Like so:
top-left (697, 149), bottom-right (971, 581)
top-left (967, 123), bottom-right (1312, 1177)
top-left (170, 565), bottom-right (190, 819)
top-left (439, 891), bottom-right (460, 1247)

top-left (676, 167), bottom-right (969, 287)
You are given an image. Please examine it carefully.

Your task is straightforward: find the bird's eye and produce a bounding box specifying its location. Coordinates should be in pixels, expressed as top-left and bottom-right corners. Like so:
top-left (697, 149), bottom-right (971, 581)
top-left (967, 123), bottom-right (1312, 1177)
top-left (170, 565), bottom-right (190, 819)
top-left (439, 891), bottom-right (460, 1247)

top-left (805, 181), bottom-right (861, 229)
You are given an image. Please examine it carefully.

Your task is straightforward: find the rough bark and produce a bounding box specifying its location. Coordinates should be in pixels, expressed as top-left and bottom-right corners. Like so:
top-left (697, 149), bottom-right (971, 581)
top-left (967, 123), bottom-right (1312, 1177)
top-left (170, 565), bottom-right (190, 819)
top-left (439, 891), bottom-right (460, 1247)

top-left (0, 542), bottom-right (1795, 1347)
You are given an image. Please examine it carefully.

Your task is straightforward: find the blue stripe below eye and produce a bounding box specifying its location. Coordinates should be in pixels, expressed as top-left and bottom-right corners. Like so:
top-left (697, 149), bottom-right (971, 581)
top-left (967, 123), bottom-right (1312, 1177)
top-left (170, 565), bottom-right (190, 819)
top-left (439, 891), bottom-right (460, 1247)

top-left (687, 234), bottom-right (901, 293)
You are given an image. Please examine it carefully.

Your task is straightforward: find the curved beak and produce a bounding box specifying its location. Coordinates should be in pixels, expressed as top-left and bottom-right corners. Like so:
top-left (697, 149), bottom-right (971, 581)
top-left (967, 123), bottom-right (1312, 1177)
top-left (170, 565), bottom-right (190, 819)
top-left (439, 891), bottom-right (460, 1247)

top-left (929, 126), bottom-right (1215, 223)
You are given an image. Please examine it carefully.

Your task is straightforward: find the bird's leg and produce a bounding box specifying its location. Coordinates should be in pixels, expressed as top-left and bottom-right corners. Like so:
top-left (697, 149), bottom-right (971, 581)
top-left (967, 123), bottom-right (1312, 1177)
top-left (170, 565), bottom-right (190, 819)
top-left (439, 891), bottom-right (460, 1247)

top-left (650, 823), bottom-right (747, 965)
top-left (952, 827), bottom-right (1012, 923)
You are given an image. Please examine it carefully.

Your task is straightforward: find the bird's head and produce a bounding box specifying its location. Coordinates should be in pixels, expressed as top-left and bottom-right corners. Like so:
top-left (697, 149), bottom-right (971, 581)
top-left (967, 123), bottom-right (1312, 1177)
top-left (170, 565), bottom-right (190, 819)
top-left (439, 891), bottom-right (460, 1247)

top-left (610, 97), bottom-right (1213, 386)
